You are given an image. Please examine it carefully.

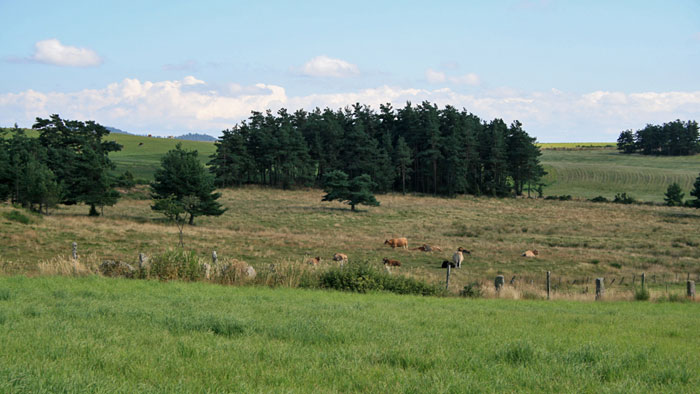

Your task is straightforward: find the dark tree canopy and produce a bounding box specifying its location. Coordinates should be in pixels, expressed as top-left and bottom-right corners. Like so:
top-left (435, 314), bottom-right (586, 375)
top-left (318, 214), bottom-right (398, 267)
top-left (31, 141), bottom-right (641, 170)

top-left (151, 143), bottom-right (226, 225)
top-left (322, 170), bottom-right (379, 211)
top-left (664, 182), bottom-right (684, 207)
top-left (689, 173), bottom-right (700, 208)
top-left (616, 120), bottom-right (700, 156)
top-left (209, 102), bottom-right (545, 197)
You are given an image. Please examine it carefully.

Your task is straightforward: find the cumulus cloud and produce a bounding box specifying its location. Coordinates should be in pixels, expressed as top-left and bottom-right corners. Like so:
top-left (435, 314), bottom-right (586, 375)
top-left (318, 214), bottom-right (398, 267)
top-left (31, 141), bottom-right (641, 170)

top-left (301, 55), bottom-right (359, 78)
top-left (1, 76), bottom-right (698, 141)
top-left (425, 68), bottom-right (480, 86)
top-left (30, 39), bottom-right (102, 67)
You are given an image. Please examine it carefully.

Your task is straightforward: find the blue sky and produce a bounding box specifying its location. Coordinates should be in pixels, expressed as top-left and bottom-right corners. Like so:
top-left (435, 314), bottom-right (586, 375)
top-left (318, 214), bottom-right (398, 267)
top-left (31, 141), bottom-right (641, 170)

top-left (1, 0), bottom-right (699, 141)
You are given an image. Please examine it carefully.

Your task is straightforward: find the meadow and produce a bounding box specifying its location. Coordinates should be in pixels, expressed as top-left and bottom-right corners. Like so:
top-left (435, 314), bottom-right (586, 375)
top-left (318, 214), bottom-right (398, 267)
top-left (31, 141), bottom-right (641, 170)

top-left (0, 276), bottom-right (697, 393)
top-left (1, 187), bottom-right (698, 299)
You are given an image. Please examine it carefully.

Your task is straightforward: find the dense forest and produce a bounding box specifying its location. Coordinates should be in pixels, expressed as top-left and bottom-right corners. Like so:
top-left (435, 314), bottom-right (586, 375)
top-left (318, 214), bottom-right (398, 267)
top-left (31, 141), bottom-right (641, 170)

top-left (209, 102), bottom-right (545, 197)
top-left (617, 120), bottom-right (700, 156)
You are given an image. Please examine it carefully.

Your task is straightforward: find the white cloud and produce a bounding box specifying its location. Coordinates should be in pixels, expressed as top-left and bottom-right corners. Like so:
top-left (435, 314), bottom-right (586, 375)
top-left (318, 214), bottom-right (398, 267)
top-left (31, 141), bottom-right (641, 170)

top-left (301, 55), bottom-right (359, 78)
top-left (30, 39), bottom-right (102, 67)
top-left (1, 77), bottom-right (698, 141)
top-left (425, 68), bottom-right (480, 86)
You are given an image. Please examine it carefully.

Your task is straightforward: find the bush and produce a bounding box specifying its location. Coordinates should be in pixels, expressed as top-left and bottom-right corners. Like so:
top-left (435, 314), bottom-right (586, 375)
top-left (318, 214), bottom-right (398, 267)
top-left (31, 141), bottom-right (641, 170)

top-left (544, 195), bottom-right (572, 201)
top-left (634, 287), bottom-right (650, 301)
top-left (613, 193), bottom-right (636, 204)
top-left (319, 261), bottom-right (441, 296)
top-left (149, 249), bottom-right (202, 281)
top-left (589, 196), bottom-right (609, 203)
top-left (2, 210), bottom-right (35, 225)
top-left (609, 262), bottom-right (622, 269)
top-left (459, 282), bottom-right (483, 298)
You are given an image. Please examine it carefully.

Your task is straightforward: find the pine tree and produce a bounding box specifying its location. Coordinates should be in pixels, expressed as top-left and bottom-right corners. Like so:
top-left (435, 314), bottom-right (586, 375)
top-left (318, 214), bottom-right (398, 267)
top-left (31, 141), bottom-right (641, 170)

top-left (321, 170), bottom-right (379, 211)
top-left (664, 182), bottom-right (684, 206)
top-left (616, 130), bottom-right (636, 153)
top-left (689, 173), bottom-right (700, 208)
top-left (394, 136), bottom-right (413, 195)
top-left (151, 143), bottom-right (226, 225)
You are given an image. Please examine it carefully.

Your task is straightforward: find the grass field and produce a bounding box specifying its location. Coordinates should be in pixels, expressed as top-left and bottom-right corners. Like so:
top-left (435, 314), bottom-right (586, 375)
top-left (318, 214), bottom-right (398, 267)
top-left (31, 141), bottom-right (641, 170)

top-left (2, 187), bottom-right (698, 299)
top-left (538, 142), bottom-right (616, 149)
top-left (540, 149), bottom-right (700, 202)
top-left (0, 276), bottom-right (697, 393)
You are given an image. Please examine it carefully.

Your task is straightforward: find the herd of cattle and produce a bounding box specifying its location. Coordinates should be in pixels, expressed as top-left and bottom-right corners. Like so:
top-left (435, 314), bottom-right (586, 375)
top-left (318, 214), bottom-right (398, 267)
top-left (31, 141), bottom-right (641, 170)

top-left (306, 237), bottom-right (540, 269)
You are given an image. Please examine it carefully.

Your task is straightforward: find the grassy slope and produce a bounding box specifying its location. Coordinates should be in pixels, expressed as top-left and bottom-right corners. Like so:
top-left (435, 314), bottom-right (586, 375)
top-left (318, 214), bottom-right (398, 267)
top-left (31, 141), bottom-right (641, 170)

top-left (540, 148), bottom-right (700, 202)
top-left (0, 276), bottom-right (697, 393)
top-left (2, 188), bottom-right (698, 296)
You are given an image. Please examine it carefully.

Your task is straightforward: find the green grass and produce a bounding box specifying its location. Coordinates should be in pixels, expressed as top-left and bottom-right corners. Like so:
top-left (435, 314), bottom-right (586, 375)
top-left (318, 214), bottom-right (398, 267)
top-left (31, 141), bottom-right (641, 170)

top-left (540, 149), bottom-right (700, 202)
top-left (0, 276), bottom-right (697, 393)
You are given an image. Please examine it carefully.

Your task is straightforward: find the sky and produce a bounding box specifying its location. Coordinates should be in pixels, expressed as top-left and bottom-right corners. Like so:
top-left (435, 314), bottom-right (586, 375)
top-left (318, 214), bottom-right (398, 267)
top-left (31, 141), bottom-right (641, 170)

top-left (1, 0), bottom-right (699, 141)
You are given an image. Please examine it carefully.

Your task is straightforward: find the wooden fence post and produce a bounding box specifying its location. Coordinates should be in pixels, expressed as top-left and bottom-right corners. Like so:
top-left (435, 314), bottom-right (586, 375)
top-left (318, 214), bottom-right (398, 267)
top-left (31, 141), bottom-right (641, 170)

top-left (688, 281), bottom-right (696, 299)
top-left (495, 275), bottom-right (504, 293)
top-left (72, 242), bottom-right (78, 260)
top-left (212, 250), bottom-right (217, 265)
top-left (546, 271), bottom-right (551, 300)
top-left (595, 278), bottom-right (604, 300)
top-left (641, 273), bottom-right (645, 290)
top-left (445, 264), bottom-right (451, 290)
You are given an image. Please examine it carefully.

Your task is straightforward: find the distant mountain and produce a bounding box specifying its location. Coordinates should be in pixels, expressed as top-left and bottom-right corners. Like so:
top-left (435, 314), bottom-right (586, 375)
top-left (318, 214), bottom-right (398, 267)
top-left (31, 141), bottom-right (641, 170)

top-left (176, 133), bottom-right (217, 142)
top-left (105, 126), bottom-right (133, 135)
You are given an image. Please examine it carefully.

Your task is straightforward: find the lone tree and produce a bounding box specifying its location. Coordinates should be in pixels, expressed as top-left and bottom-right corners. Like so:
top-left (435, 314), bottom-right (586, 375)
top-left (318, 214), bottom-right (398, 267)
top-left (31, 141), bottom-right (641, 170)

top-left (152, 194), bottom-right (187, 247)
top-left (322, 170), bottom-right (379, 211)
top-left (151, 143), bottom-right (226, 225)
top-left (664, 182), bottom-right (684, 206)
top-left (689, 173), bottom-right (700, 208)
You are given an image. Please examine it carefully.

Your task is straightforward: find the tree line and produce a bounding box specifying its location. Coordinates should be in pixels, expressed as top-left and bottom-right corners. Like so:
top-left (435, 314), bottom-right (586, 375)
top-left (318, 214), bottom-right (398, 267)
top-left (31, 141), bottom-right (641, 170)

top-left (0, 116), bottom-right (122, 215)
top-left (208, 101), bottom-right (546, 197)
top-left (616, 120), bottom-right (700, 155)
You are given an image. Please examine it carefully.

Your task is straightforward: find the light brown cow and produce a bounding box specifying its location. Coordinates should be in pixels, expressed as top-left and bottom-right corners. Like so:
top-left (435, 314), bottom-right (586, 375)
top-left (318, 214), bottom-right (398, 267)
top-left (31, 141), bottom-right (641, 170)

top-left (522, 249), bottom-right (539, 257)
top-left (333, 253), bottom-right (348, 262)
top-left (452, 249), bottom-right (464, 268)
top-left (307, 256), bottom-right (321, 266)
top-left (384, 238), bottom-right (408, 249)
top-left (382, 257), bottom-right (401, 267)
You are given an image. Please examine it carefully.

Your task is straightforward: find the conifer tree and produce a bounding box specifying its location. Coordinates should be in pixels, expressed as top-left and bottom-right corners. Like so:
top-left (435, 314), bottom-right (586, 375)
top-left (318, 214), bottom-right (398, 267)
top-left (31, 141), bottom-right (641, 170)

top-left (321, 170), bottom-right (379, 211)
top-left (664, 182), bottom-right (684, 206)
top-left (688, 174), bottom-right (700, 208)
top-left (394, 136), bottom-right (413, 195)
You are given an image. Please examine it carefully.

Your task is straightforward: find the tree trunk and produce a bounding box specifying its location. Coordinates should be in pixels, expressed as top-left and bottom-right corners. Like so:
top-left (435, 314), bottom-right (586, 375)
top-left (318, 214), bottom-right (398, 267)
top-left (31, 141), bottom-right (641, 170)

top-left (401, 165), bottom-right (406, 195)
top-left (351, 204), bottom-right (356, 211)
top-left (188, 213), bottom-right (195, 225)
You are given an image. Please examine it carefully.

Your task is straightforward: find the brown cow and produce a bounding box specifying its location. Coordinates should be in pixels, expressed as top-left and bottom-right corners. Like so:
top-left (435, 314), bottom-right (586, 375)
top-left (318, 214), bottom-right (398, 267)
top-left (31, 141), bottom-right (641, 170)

top-left (382, 258), bottom-right (401, 267)
top-left (410, 244), bottom-right (443, 252)
top-left (307, 257), bottom-right (321, 266)
top-left (457, 247), bottom-right (471, 255)
top-left (384, 238), bottom-right (408, 249)
top-left (333, 253), bottom-right (348, 262)
top-left (522, 249), bottom-right (539, 257)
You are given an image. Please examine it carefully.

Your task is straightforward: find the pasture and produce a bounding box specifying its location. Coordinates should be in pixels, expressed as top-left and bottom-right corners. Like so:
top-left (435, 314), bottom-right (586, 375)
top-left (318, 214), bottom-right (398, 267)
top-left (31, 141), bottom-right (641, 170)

top-left (0, 276), bottom-right (697, 393)
top-left (1, 187), bottom-right (698, 299)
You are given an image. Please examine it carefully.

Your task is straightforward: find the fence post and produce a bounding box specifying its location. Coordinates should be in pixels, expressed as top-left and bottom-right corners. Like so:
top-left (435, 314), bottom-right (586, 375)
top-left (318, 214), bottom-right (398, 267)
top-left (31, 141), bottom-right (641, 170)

top-left (495, 275), bottom-right (504, 293)
top-left (688, 281), bottom-right (696, 299)
top-left (212, 250), bottom-right (217, 265)
top-left (546, 271), bottom-right (551, 300)
top-left (72, 242), bottom-right (78, 260)
top-left (595, 278), bottom-right (604, 300)
top-left (138, 253), bottom-right (146, 269)
top-left (445, 264), bottom-right (451, 290)
top-left (641, 272), bottom-right (645, 290)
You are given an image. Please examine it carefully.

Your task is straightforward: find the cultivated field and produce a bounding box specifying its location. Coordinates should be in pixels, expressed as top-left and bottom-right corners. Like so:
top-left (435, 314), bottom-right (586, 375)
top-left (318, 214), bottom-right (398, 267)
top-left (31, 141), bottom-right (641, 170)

top-left (0, 276), bottom-right (697, 393)
top-left (2, 187), bottom-right (698, 299)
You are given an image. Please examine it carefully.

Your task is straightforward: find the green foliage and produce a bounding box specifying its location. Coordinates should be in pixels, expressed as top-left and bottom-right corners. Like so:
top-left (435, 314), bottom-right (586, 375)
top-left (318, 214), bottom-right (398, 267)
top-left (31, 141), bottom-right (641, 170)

top-left (613, 192), bottom-right (636, 204)
top-left (634, 287), bottom-right (650, 301)
top-left (589, 195), bottom-right (609, 203)
top-left (689, 173), bottom-right (700, 208)
top-left (318, 261), bottom-right (442, 296)
top-left (321, 170), bottom-right (379, 211)
top-left (459, 282), bottom-right (483, 298)
top-left (149, 249), bottom-right (202, 281)
top-left (114, 170), bottom-right (135, 189)
top-left (151, 143), bottom-right (226, 225)
top-left (2, 210), bottom-right (37, 225)
top-left (664, 182), bottom-right (685, 206)
top-left (616, 120), bottom-right (700, 156)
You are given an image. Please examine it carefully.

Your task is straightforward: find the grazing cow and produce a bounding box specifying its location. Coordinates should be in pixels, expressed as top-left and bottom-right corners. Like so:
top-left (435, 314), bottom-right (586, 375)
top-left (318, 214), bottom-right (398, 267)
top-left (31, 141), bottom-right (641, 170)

top-left (307, 256), bottom-right (321, 266)
top-left (384, 238), bottom-right (408, 249)
top-left (138, 142), bottom-right (144, 146)
top-left (441, 260), bottom-right (456, 268)
top-left (457, 247), bottom-right (471, 255)
top-left (452, 249), bottom-right (464, 268)
top-left (333, 253), bottom-right (348, 262)
top-left (382, 258), bottom-right (401, 267)
top-left (522, 250), bottom-right (539, 257)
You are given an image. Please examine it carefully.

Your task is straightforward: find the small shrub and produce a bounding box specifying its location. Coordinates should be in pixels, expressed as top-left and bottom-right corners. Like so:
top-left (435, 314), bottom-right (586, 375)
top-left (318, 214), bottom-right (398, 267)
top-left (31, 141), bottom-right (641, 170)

top-left (634, 287), bottom-right (650, 301)
top-left (589, 196), bottom-right (609, 203)
top-left (658, 293), bottom-right (690, 303)
top-left (459, 282), bottom-right (483, 298)
top-left (609, 262), bottom-right (622, 269)
top-left (150, 249), bottom-right (202, 281)
top-left (613, 193), bottom-right (636, 204)
top-left (521, 291), bottom-right (544, 300)
top-left (2, 210), bottom-right (34, 225)
top-left (589, 259), bottom-right (600, 265)
top-left (544, 195), bottom-right (572, 201)
top-left (319, 261), bottom-right (441, 296)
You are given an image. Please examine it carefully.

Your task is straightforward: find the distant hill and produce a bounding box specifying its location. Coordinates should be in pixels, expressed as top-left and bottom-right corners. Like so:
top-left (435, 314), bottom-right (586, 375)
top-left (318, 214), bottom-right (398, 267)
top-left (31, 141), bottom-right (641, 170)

top-left (176, 133), bottom-right (217, 142)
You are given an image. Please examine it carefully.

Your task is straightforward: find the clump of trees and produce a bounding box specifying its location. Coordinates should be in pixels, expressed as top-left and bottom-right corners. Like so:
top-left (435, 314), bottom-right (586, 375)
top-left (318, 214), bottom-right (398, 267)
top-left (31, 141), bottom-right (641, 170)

top-left (209, 102), bottom-right (545, 197)
top-left (321, 170), bottom-right (379, 211)
top-left (0, 116), bottom-right (122, 215)
top-left (617, 120), bottom-right (699, 155)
